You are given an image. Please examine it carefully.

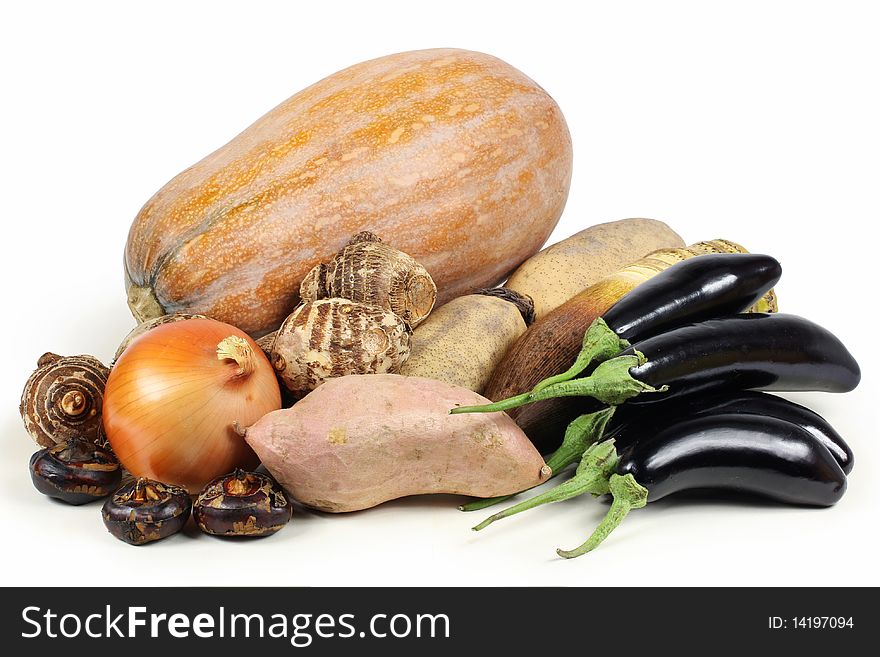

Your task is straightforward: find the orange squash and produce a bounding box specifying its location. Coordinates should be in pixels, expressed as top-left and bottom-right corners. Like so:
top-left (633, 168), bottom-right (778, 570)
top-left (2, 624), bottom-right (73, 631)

top-left (125, 48), bottom-right (572, 336)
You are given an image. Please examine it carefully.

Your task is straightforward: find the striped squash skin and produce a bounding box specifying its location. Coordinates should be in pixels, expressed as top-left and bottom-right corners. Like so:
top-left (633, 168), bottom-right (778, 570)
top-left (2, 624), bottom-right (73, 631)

top-left (125, 48), bottom-right (573, 336)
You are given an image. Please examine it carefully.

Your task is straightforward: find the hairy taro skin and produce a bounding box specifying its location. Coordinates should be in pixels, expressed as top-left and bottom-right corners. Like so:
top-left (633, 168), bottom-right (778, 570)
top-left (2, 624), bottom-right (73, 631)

top-left (244, 374), bottom-right (550, 512)
top-left (125, 48), bottom-right (573, 336)
top-left (300, 231), bottom-right (437, 328)
top-left (20, 353), bottom-right (110, 449)
top-left (271, 299), bottom-right (411, 398)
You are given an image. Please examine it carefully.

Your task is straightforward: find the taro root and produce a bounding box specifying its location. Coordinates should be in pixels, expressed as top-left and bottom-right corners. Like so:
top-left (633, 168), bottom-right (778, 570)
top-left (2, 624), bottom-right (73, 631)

top-left (102, 478), bottom-right (191, 545)
top-left (400, 288), bottom-right (535, 394)
top-left (271, 298), bottom-right (411, 398)
top-left (194, 469), bottom-right (292, 537)
top-left (20, 353), bottom-right (110, 448)
top-left (300, 232), bottom-right (437, 328)
top-left (113, 312), bottom-right (207, 363)
top-left (30, 437), bottom-right (122, 505)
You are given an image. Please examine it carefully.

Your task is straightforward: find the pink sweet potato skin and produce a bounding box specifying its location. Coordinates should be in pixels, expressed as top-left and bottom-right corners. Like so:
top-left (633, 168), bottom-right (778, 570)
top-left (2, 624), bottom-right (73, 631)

top-left (244, 374), bottom-right (549, 512)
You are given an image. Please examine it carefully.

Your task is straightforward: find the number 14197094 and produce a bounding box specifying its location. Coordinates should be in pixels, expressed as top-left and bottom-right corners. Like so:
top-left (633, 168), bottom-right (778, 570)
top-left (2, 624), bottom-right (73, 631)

top-left (769, 617), bottom-right (854, 629)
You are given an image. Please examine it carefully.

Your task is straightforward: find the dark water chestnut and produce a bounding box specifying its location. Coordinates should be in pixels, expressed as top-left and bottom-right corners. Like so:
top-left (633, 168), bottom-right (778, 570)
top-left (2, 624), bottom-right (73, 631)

top-left (102, 478), bottom-right (191, 545)
top-left (194, 469), bottom-right (292, 537)
top-left (30, 437), bottom-right (121, 505)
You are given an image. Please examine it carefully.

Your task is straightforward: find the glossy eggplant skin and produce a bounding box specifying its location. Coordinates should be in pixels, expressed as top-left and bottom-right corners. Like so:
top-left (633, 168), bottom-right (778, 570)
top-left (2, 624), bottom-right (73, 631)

top-left (615, 414), bottom-right (847, 506)
top-left (603, 253), bottom-right (781, 342)
top-left (609, 391), bottom-right (854, 474)
top-left (508, 255), bottom-right (781, 451)
top-left (627, 313), bottom-right (861, 403)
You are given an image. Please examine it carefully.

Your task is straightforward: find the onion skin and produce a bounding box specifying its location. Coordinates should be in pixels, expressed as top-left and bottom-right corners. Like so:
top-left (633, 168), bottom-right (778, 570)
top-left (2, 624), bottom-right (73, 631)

top-left (103, 318), bottom-right (281, 492)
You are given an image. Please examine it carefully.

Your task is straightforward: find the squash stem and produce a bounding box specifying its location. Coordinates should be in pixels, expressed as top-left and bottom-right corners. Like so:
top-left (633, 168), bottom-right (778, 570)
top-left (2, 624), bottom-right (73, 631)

top-left (127, 284), bottom-right (166, 323)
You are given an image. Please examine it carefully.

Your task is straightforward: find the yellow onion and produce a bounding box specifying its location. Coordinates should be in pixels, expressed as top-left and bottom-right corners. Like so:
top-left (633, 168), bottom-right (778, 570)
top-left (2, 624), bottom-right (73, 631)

top-left (103, 318), bottom-right (281, 492)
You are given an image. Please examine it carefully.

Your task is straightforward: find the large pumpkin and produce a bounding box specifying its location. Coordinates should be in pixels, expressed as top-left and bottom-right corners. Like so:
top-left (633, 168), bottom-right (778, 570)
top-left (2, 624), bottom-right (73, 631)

top-left (124, 48), bottom-right (573, 336)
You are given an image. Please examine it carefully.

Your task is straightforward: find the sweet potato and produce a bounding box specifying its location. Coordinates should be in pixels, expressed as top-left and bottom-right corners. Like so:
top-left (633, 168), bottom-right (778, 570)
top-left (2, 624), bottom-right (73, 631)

top-left (505, 218), bottom-right (684, 319)
top-left (243, 374), bottom-right (550, 512)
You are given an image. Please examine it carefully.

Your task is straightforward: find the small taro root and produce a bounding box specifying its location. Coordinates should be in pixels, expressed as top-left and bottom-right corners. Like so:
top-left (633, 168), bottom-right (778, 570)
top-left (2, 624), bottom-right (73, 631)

top-left (194, 469), bottom-right (292, 537)
top-left (300, 232), bottom-right (437, 328)
top-left (20, 353), bottom-right (110, 449)
top-left (113, 312), bottom-right (207, 362)
top-left (271, 298), bottom-right (410, 398)
top-left (30, 437), bottom-right (122, 505)
top-left (400, 288), bottom-right (535, 394)
top-left (244, 374), bottom-right (551, 512)
top-left (102, 478), bottom-right (191, 545)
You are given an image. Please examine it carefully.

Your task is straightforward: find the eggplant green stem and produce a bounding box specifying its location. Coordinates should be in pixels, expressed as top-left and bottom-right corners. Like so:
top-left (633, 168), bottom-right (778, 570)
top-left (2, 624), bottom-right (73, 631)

top-left (451, 390), bottom-right (534, 414)
top-left (531, 318), bottom-right (630, 395)
top-left (459, 495), bottom-right (516, 513)
top-left (459, 408), bottom-right (617, 513)
top-left (450, 352), bottom-right (665, 415)
top-left (472, 440), bottom-right (619, 531)
top-left (556, 473), bottom-right (648, 559)
top-left (545, 407), bottom-right (617, 474)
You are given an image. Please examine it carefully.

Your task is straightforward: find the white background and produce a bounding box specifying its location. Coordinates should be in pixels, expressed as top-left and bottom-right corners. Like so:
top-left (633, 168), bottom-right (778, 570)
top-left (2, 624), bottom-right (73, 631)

top-left (2, 0), bottom-right (878, 587)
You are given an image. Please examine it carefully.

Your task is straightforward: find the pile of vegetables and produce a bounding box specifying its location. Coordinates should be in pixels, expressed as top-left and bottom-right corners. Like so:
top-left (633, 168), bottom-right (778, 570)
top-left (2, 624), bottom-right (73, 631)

top-left (18, 48), bottom-right (860, 556)
top-left (452, 254), bottom-right (859, 556)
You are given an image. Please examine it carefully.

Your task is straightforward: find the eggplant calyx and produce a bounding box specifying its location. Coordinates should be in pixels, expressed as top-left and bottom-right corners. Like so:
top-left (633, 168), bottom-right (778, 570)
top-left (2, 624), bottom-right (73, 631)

top-left (556, 472), bottom-right (649, 559)
top-left (449, 351), bottom-right (665, 415)
top-left (532, 318), bottom-right (631, 395)
top-left (471, 440), bottom-right (619, 532)
top-left (566, 353), bottom-right (667, 406)
top-left (545, 407), bottom-right (617, 475)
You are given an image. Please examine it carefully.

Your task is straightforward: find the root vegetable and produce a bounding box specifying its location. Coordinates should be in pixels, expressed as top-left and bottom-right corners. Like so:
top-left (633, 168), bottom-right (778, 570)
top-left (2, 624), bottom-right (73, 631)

top-left (300, 232), bottom-right (436, 328)
top-left (505, 218), bottom-right (685, 319)
top-left (270, 298), bottom-right (410, 398)
top-left (400, 288), bottom-right (533, 393)
top-left (243, 374), bottom-right (551, 512)
top-left (102, 478), bottom-right (191, 545)
top-left (20, 353), bottom-right (110, 449)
